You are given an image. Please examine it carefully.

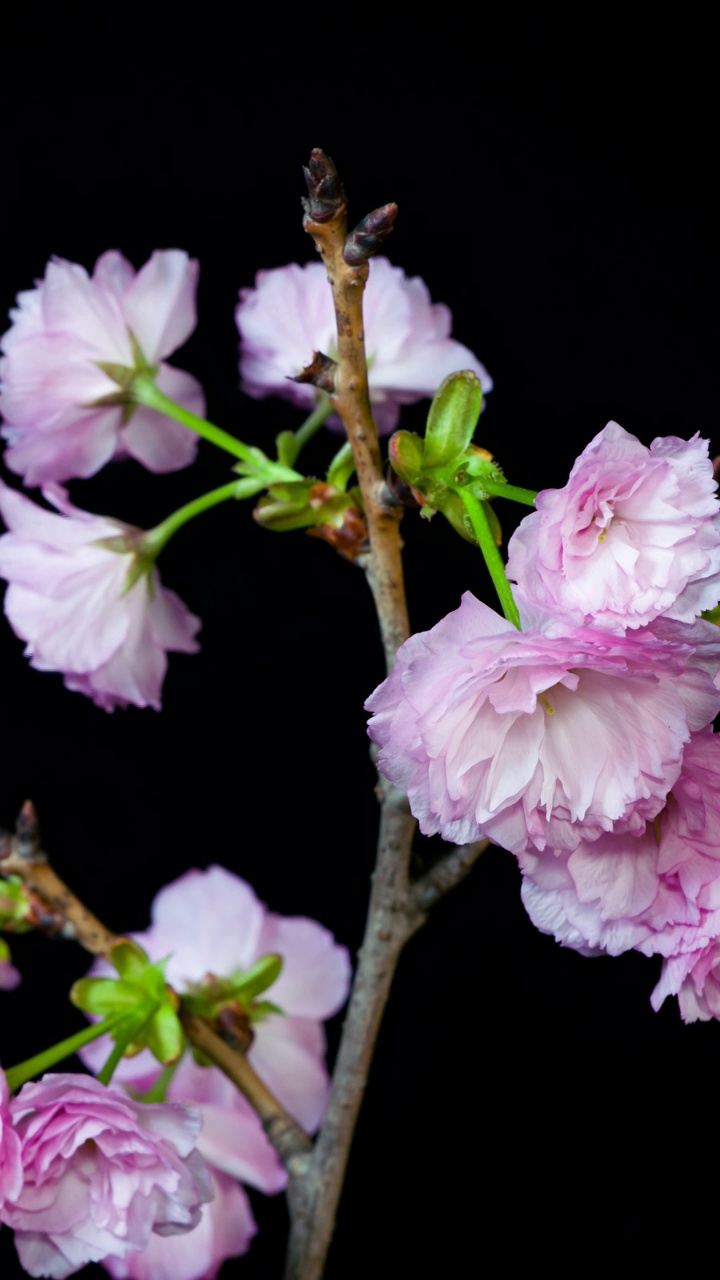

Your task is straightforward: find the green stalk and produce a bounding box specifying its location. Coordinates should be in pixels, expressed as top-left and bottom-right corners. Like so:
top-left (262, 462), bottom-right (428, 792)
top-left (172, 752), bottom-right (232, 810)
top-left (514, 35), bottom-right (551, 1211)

top-left (293, 397), bottom-right (334, 454)
top-left (133, 373), bottom-right (299, 482)
top-left (144, 482), bottom-right (247, 560)
top-left (459, 489), bottom-right (521, 628)
top-left (4, 1014), bottom-right (126, 1093)
top-left (481, 480), bottom-right (537, 507)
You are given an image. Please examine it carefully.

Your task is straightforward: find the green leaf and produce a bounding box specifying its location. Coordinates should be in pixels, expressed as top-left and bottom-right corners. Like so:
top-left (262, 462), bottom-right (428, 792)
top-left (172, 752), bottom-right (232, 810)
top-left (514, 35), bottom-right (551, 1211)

top-left (423, 371), bottom-right (483, 470)
top-left (276, 430), bottom-right (300, 469)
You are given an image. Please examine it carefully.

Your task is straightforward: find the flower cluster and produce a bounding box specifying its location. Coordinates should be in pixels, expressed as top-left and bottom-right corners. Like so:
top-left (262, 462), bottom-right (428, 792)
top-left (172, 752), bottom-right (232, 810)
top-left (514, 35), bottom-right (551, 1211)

top-left (79, 866), bottom-right (351, 1279)
top-left (367, 422), bottom-right (720, 1020)
top-left (0, 1067), bottom-right (212, 1279)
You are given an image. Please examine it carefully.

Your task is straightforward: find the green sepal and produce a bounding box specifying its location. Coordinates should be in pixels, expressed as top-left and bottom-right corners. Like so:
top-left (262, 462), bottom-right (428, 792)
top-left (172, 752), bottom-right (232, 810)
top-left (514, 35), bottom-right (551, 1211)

top-left (232, 954), bottom-right (283, 1001)
top-left (70, 977), bottom-right (142, 1016)
top-left (702, 605), bottom-right (720, 624)
top-left (276, 430), bottom-right (300, 469)
top-left (388, 430), bottom-right (425, 485)
top-left (326, 441), bottom-right (356, 492)
top-left (144, 1000), bottom-right (184, 1064)
top-left (423, 371), bottom-right (483, 469)
top-left (109, 938), bottom-right (153, 980)
top-left (250, 1000), bottom-right (285, 1022)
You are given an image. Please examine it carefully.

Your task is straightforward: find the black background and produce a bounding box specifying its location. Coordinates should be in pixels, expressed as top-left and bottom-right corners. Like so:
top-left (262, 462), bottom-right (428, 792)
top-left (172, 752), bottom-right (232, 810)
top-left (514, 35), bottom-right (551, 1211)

top-left (2, 10), bottom-right (719, 1276)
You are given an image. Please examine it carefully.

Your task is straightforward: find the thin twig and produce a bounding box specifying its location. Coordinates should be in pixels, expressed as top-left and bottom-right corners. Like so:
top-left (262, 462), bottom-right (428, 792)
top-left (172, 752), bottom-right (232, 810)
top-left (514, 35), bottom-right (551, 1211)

top-left (283, 153), bottom-right (482, 1280)
top-left (412, 839), bottom-right (490, 913)
top-left (180, 1011), bottom-right (312, 1171)
top-left (301, 149), bottom-right (409, 669)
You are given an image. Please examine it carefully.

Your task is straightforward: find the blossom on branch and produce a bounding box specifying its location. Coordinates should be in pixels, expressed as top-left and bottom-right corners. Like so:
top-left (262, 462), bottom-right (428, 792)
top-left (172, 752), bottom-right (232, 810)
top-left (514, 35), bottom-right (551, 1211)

top-left (0, 250), bottom-right (204, 483)
top-left (507, 422), bottom-right (720, 629)
top-left (1, 1072), bottom-right (212, 1279)
top-left (81, 866), bottom-right (351, 1277)
top-left (103, 1168), bottom-right (256, 1280)
top-left (366, 592), bottom-right (720, 855)
top-left (520, 727), bottom-right (720, 959)
top-left (0, 483), bottom-right (200, 711)
top-left (236, 257), bottom-right (493, 433)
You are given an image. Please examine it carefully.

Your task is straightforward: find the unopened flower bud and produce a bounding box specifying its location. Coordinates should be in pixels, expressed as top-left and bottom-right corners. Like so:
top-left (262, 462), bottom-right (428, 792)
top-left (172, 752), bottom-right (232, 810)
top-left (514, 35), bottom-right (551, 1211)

top-left (343, 203), bottom-right (398, 266)
top-left (302, 149), bottom-right (347, 224)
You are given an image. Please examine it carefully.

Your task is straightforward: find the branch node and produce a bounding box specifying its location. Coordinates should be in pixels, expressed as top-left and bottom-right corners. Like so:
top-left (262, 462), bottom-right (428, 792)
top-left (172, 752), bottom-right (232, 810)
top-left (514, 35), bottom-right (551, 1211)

top-left (290, 350), bottom-right (337, 394)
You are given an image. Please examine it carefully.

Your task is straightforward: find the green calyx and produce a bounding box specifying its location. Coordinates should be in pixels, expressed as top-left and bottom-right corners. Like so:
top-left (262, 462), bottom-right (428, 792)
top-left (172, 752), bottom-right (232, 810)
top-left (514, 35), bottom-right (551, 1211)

top-left (182, 953), bottom-right (285, 1025)
top-left (388, 370), bottom-right (537, 549)
top-left (70, 937), bottom-right (184, 1066)
top-left (254, 441), bottom-right (363, 539)
top-left (388, 370), bottom-right (507, 546)
top-left (93, 331), bottom-right (158, 421)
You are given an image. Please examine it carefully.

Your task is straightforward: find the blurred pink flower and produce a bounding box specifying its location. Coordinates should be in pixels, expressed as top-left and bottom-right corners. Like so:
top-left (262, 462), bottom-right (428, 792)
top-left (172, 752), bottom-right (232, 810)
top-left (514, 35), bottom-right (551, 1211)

top-left (366, 592), bottom-right (720, 855)
top-left (0, 959), bottom-right (21, 991)
top-left (652, 941), bottom-right (720, 1021)
top-left (0, 250), bottom-right (204, 484)
top-left (2, 1072), bottom-right (212, 1279)
top-left (236, 257), bottom-right (492, 433)
top-left (0, 1067), bottom-right (22, 1212)
top-left (103, 1168), bottom-right (256, 1280)
top-left (0, 482), bottom-right (200, 711)
top-left (81, 865), bottom-right (351, 1275)
top-left (507, 422), bottom-right (720, 629)
top-left (520, 728), bottom-right (720, 958)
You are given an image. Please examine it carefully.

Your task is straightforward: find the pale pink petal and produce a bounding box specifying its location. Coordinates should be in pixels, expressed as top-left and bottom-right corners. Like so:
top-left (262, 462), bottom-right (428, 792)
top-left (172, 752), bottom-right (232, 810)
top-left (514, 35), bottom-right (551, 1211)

top-left (121, 251), bottom-right (199, 362)
top-left (120, 364), bottom-right (202, 473)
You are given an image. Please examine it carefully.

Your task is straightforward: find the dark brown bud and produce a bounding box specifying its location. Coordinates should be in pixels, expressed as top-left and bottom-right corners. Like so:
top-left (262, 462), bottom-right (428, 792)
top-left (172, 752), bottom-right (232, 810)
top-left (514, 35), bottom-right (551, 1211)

top-left (14, 800), bottom-right (43, 862)
top-left (302, 148), bottom-right (347, 224)
top-left (289, 350), bottom-right (337, 394)
top-left (308, 502), bottom-right (369, 562)
top-left (343, 203), bottom-right (398, 265)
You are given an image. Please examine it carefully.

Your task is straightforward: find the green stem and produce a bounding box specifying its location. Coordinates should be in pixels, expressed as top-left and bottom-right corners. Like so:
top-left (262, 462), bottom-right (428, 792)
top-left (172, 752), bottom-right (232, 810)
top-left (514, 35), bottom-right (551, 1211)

top-left (481, 480), bottom-right (537, 507)
top-left (134, 1057), bottom-right (183, 1104)
top-left (4, 1013), bottom-right (126, 1093)
top-left (144, 482), bottom-right (247, 559)
top-left (458, 489), bottom-right (521, 628)
top-left (133, 373), bottom-right (299, 482)
top-left (97, 1001), bottom-right (157, 1087)
top-left (293, 397), bottom-right (334, 454)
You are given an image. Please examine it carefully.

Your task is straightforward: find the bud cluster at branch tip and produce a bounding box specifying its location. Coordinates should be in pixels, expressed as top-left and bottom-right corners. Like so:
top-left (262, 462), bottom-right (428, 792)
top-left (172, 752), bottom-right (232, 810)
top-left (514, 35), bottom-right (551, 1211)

top-left (302, 149), bottom-right (347, 225)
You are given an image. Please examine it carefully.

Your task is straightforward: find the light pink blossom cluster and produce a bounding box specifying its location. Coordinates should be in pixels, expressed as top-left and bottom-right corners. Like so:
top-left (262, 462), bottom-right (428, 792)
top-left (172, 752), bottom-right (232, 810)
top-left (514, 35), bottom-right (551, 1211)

top-left (79, 866), bottom-right (351, 1279)
top-left (0, 248), bottom-right (206, 711)
top-left (367, 422), bottom-right (720, 1021)
top-left (0, 1066), bottom-right (212, 1279)
top-left (0, 250), bottom-right (203, 485)
top-left (236, 257), bottom-right (492, 433)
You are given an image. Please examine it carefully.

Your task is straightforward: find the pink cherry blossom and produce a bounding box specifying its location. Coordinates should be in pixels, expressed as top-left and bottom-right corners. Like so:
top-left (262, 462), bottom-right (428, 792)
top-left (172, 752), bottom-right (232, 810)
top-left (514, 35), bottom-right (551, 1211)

top-left (520, 728), bottom-right (720, 958)
top-left (0, 1067), bottom-right (22, 1212)
top-left (1, 250), bottom-right (204, 484)
top-left (81, 866), bottom-right (351, 1207)
top-left (2, 1072), bottom-right (212, 1279)
top-left (236, 257), bottom-right (493, 433)
top-left (103, 1168), bottom-right (256, 1280)
top-left (507, 422), bottom-right (720, 629)
top-left (0, 958), bottom-right (21, 991)
top-left (0, 482), bottom-right (200, 711)
top-left (366, 592), bottom-right (720, 855)
top-left (652, 941), bottom-right (720, 1021)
